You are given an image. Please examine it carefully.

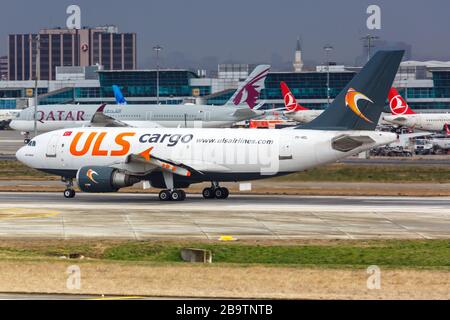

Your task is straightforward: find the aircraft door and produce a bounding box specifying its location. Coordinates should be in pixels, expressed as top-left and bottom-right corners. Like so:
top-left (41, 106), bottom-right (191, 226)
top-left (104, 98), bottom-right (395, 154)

top-left (46, 135), bottom-right (59, 158)
top-left (146, 112), bottom-right (153, 121)
top-left (279, 137), bottom-right (293, 160)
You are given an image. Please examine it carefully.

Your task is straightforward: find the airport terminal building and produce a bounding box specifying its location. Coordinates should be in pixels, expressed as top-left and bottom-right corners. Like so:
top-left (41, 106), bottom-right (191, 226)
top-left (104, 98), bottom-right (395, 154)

top-left (1, 24), bottom-right (450, 113)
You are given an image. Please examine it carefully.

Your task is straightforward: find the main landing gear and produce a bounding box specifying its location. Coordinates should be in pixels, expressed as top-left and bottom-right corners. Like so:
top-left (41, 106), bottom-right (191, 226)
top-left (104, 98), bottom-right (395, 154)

top-left (202, 182), bottom-right (229, 200)
top-left (62, 177), bottom-right (76, 199)
top-left (159, 189), bottom-right (186, 202)
top-left (158, 171), bottom-right (186, 202)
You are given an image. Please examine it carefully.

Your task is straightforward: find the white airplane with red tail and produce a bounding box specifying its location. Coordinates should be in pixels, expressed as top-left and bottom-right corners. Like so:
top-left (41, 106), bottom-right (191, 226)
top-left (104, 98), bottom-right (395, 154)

top-left (383, 87), bottom-right (450, 134)
top-left (280, 82), bottom-right (323, 123)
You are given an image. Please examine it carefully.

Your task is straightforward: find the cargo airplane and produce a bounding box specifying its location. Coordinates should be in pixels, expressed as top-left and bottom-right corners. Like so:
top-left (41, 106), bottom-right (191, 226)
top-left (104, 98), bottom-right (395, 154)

top-left (10, 65), bottom-right (270, 139)
top-left (383, 87), bottom-right (450, 134)
top-left (16, 51), bottom-right (403, 201)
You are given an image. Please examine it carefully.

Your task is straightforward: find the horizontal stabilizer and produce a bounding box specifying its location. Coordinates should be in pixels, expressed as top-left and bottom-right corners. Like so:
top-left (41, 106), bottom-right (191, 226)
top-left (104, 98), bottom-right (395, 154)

top-left (332, 135), bottom-right (375, 152)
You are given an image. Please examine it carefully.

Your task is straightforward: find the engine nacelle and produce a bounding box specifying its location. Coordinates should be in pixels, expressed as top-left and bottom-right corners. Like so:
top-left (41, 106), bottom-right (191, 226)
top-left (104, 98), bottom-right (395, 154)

top-left (77, 166), bottom-right (140, 193)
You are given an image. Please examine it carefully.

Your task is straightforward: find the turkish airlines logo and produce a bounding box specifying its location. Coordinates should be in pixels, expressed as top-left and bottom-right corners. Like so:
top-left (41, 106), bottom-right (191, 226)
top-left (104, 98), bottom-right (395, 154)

top-left (86, 169), bottom-right (99, 184)
top-left (345, 88), bottom-right (374, 123)
top-left (284, 92), bottom-right (297, 111)
top-left (390, 94), bottom-right (409, 115)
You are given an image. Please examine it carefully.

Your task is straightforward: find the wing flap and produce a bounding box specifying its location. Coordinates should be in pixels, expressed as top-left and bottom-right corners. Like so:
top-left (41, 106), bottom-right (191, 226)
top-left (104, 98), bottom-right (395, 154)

top-left (127, 147), bottom-right (202, 177)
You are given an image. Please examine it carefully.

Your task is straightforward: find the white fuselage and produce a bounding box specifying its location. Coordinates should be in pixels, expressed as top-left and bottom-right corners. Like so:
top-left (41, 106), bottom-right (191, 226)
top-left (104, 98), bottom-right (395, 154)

top-left (9, 104), bottom-right (260, 132)
top-left (284, 110), bottom-right (323, 123)
top-left (383, 113), bottom-right (450, 132)
top-left (16, 127), bottom-right (396, 184)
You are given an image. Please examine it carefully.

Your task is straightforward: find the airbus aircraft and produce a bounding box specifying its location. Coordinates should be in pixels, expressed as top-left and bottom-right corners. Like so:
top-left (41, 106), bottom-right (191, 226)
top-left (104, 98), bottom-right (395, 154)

top-left (383, 87), bottom-right (450, 133)
top-left (10, 65), bottom-right (270, 135)
top-left (280, 82), bottom-right (323, 123)
top-left (16, 51), bottom-right (403, 201)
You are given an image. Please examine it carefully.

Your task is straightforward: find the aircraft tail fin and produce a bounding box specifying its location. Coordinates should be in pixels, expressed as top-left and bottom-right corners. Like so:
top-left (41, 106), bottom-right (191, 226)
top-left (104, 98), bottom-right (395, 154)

top-left (113, 85), bottom-right (127, 105)
top-left (226, 65), bottom-right (270, 109)
top-left (388, 87), bottom-right (415, 115)
top-left (280, 81), bottom-right (309, 112)
top-left (299, 50), bottom-right (404, 131)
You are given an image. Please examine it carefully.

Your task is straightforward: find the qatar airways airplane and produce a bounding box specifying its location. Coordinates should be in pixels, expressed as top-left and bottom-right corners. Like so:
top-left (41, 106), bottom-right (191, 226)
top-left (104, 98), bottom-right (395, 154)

top-left (10, 65), bottom-right (270, 140)
top-left (16, 51), bottom-right (403, 201)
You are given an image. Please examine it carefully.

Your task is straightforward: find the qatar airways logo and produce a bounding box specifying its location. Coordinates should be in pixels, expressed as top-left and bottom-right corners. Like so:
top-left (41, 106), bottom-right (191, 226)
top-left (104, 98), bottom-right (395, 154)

top-left (233, 67), bottom-right (269, 109)
top-left (37, 111), bottom-right (86, 123)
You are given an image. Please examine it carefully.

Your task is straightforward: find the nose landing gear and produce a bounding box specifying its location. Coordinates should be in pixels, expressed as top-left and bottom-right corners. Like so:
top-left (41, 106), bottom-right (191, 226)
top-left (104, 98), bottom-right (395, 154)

top-left (203, 182), bottom-right (229, 200)
top-left (62, 177), bottom-right (76, 199)
top-left (22, 131), bottom-right (31, 145)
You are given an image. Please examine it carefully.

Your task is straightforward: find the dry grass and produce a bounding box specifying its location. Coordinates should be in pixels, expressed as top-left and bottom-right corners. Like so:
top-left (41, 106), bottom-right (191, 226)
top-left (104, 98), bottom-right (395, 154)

top-left (0, 260), bottom-right (448, 299)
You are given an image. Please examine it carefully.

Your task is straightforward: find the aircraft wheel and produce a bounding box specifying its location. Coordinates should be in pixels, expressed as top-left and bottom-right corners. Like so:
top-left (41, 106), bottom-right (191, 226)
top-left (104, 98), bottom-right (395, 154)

top-left (214, 187), bottom-right (229, 200)
top-left (171, 190), bottom-right (185, 202)
top-left (64, 189), bottom-right (76, 199)
top-left (202, 188), bottom-right (215, 199)
top-left (221, 187), bottom-right (230, 199)
top-left (159, 190), bottom-right (171, 201)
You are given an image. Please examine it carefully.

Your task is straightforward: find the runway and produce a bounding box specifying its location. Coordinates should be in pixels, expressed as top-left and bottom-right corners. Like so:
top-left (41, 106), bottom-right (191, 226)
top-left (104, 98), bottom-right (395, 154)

top-left (0, 192), bottom-right (448, 240)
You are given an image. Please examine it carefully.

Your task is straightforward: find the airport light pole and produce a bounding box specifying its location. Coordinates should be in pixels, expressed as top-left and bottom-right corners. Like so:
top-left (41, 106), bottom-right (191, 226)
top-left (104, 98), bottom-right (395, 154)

top-left (153, 45), bottom-right (163, 105)
top-left (361, 34), bottom-right (379, 62)
top-left (33, 35), bottom-right (41, 137)
top-left (323, 45), bottom-right (333, 106)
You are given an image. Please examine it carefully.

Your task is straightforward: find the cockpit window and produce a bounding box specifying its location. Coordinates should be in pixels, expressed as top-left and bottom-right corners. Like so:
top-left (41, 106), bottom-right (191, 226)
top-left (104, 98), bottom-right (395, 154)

top-left (27, 140), bottom-right (37, 147)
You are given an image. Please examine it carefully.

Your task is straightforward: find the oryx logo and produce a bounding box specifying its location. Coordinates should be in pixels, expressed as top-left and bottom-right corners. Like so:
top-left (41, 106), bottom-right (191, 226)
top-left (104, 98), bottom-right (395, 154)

top-left (345, 88), bottom-right (374, 123)
top-left (232, 67), bottom-right (269, 109)
top-left (390, 94), bottom-right (408, 115)
top-left (86, 169), bottom-right (99, 184)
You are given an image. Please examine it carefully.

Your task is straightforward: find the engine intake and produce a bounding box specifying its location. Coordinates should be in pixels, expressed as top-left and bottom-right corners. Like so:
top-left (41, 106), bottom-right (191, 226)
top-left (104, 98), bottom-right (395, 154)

top-left (77, 166), bottom-right (140, 193)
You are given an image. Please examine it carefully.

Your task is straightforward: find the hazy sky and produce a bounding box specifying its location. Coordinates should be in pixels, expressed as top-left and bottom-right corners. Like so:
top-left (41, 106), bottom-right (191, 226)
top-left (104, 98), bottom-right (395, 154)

top-left (2, 0), bottom-right (450, 70)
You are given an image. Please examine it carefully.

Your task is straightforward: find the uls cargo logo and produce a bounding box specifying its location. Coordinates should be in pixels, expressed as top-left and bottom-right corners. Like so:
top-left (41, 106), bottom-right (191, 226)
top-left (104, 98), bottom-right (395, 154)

top-left (86, 169), bottom-right (99, 184)
top-left (345, 88), bottom-right (374, 123)
top-left (69, 131), bottom-right (194, 157)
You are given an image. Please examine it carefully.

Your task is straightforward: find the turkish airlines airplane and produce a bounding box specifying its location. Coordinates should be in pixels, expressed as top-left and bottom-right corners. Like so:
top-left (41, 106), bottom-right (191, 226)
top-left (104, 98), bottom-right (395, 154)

top-left (16, 51), bottom-right (403, 201)
top-left (10, 65), bottom-right (270, 137)
top-left (280, 82), bottom-right (323, 123)
top-left (383, 87), bottom-right (450, 134)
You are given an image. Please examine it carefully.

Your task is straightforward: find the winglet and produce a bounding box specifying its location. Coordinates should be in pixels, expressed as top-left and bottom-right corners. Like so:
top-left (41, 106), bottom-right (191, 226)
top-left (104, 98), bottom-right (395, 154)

top-left (96, 103), bottom-right (107, 113)
top-left (113, 85), bottom-right (127, 105)
top-left (139, 147), bottom-right (154, 161)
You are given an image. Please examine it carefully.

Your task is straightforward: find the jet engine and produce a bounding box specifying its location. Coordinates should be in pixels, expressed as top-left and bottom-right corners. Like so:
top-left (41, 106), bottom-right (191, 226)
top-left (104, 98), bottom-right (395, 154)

top-left (77, 166), bottom-right (140, 193)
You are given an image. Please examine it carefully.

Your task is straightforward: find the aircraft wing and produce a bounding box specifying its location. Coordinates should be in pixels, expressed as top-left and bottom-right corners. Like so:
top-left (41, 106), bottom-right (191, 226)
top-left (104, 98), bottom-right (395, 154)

top-left (91, 104), bottom-right (131, 127)
top-left (126, 147), bottom-right (203, 177)
top-left (231, 108), bottom-right (264, 119)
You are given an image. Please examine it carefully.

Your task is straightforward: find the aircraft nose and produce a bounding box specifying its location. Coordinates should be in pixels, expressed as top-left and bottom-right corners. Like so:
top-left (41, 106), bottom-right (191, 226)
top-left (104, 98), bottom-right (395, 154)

top-left (15, 145), bottom-right (26, 163)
